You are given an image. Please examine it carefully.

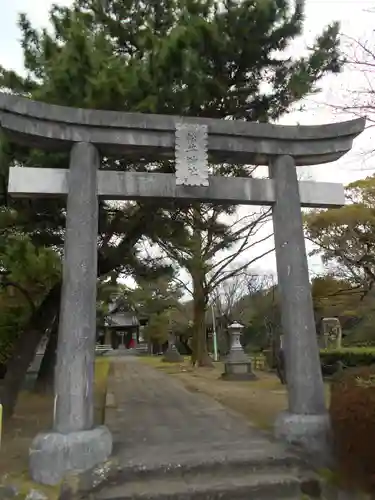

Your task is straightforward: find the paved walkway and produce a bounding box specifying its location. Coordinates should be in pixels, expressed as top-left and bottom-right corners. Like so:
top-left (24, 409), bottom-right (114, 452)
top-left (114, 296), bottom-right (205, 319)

top-left (104, 356), bottom-right (301, 471)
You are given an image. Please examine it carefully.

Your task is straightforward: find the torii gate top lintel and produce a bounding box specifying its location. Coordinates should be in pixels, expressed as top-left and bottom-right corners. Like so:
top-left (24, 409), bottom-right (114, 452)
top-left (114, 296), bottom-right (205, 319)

top-left (0, 93), bottom-right (365, 166)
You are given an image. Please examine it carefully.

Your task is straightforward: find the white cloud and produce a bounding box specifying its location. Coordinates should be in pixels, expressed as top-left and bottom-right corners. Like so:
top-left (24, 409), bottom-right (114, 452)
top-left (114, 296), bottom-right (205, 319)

top-left (0, 1), bottom-right (73, 71)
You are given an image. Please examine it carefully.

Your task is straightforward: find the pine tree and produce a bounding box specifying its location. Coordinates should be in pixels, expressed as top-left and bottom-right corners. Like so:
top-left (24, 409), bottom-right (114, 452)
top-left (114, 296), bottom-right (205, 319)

top-left (0, 0), bottom-right (343, 406)
top-left (0, 232), bottom-right (60, 388)
top-left (126, 275), bottom-right (182, 351)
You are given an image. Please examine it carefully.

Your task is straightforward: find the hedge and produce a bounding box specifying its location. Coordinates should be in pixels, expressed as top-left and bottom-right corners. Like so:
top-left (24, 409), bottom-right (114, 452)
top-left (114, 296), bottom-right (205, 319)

top-left (330, 366), bottom-right (375, 493)
top-left (320, 348), bottom-right (375, 376)
top-left (257, 347), bottom-right (375, 375)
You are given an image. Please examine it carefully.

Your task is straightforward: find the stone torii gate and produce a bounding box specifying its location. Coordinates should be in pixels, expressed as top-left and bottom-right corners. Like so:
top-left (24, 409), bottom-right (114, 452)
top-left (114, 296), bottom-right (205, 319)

top-left (0, 93), bottom-right (365, 485)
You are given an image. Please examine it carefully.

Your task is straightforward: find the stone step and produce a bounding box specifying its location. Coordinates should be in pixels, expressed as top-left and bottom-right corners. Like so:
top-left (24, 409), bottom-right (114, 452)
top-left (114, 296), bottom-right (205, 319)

top-left (92, 450), bottom-right (321, 500)
top-left (94, 468), bottom-right (321, 500)
top-left (99, 447), bottom-right (310, 484)
top-left (136, 343), bottom-right (149, 355)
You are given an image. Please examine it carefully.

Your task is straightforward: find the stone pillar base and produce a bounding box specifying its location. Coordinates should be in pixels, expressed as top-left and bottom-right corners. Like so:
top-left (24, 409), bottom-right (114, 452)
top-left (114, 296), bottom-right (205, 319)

top-left (29, 426), bottom-right (112, 486)
top-left (222, 361), bottom-right (257, 381)
top-left (274, 411), bottom-right (332, 467)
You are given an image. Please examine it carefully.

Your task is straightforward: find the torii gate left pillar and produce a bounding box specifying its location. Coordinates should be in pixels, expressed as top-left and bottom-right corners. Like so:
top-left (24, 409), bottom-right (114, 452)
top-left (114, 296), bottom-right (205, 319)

top-left (0, 93), bottom-right (365, 485)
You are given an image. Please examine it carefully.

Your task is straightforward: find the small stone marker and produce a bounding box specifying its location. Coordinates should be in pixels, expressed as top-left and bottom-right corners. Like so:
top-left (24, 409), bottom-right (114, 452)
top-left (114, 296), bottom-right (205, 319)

top-left (163, 334), bottom-right (183, 363)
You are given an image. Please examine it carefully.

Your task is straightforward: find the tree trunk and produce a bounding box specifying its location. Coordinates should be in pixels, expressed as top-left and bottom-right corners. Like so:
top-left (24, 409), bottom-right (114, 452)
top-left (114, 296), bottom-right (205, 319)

top-left (217, 326), bottom-right (229, 358)
top-left (191, 275), bottom-right (212, 367)
top-left (189, 205), bottom-right (212, 367)
top-left (0, 283), bottom-right (61, 420)
top-left (34, 316), bottom-right (59, 393)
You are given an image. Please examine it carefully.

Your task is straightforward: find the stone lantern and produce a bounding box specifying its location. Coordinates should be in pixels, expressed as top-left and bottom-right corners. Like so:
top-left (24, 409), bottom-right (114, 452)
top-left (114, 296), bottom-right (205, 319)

top-left (222, 321), bottom-right (256, 380)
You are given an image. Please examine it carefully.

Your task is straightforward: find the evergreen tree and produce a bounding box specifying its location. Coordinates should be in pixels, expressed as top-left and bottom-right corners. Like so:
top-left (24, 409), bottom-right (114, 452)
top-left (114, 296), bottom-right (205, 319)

top-left (0, 0), bottom-right (343, 409)
top-left (125, 275), bottom-right (183, 350)
top-left (305, 176), bottom-right (375, 294)
top-left (0, 232), bottom-right (60, 368)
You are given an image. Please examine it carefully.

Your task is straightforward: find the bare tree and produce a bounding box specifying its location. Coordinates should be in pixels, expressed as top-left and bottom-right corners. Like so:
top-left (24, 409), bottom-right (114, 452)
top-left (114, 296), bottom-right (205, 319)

top-left (243, 272), bottom-right (276, 297)
top-left (338, 31), bottom-right (375, 129)
top-left (211, 273), bottom-right (247, 323)
top-left (155, 205), bottom-right (274, 365)
top-left (307, 22), bottom-right (375, 161)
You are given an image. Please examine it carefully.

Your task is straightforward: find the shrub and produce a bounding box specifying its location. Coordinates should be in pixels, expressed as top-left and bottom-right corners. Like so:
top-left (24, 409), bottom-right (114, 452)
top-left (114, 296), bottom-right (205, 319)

top-left (344, 341), bottom-right (375, 348)
top-left (330, 366), bottom-right (375, 493)
top-left (260, 347), bottom-right (375, 376)
top-left (320, 348), bottom-right (375, 376)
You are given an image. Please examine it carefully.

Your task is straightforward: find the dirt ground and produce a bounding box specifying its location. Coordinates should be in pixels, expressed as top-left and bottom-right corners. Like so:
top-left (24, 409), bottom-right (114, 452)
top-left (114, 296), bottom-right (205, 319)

top-left (139, 356), bottom-right (331, 430)
top-left (0, 357), bottom-right (110, 492)
top-left (0, 355), bottom-right (329, 495)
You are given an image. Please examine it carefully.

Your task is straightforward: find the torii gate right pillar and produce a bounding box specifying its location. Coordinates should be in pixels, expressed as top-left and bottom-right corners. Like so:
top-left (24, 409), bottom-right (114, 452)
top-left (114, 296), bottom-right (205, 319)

top-left (270, 155), bottom-right (328, 459)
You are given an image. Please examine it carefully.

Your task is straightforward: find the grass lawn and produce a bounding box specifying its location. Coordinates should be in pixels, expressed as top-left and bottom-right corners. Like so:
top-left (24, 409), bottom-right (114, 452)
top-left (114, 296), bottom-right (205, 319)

top-left (139, 356), bottom-right (331, 430)
top-left (0, 357), bottom-right (110, 497)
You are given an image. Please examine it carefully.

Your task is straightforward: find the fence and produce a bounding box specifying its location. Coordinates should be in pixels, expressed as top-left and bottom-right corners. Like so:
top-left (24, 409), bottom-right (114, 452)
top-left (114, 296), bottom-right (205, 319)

top-left (250, 353), bottom-right (267, 371)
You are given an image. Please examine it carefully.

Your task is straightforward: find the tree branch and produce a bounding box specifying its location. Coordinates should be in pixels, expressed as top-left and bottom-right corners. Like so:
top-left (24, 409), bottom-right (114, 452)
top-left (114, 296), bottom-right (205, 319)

top-left (0, 280), bottom-right (36, 314)
top-left (172, 275), bottom-right (193, 296)
top-left (208, 232), bottom-right (274, 285)
top-left (208, 246), bottom-right (275, 290)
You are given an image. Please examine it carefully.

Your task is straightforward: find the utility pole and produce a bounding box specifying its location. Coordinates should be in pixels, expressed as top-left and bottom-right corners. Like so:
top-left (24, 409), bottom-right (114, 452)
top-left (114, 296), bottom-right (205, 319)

top-left (211, 303), bottom-right (219, 362)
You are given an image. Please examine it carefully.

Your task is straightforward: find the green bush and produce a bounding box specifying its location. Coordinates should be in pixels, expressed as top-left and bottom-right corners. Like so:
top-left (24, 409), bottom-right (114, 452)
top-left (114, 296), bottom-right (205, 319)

top-left (320, 348), bottom-right (375, 376)
top-left (330, 366), bottom-right (375, 493)
top-left (258, 347), bottom-right (375, 376)
top-left (343, 341), bottom-right (375, 348)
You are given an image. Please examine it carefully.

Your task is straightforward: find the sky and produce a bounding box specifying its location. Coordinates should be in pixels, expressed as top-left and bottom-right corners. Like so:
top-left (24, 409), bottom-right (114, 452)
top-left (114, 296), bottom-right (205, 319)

top-left (0, 0), bottom-right (374, 286)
